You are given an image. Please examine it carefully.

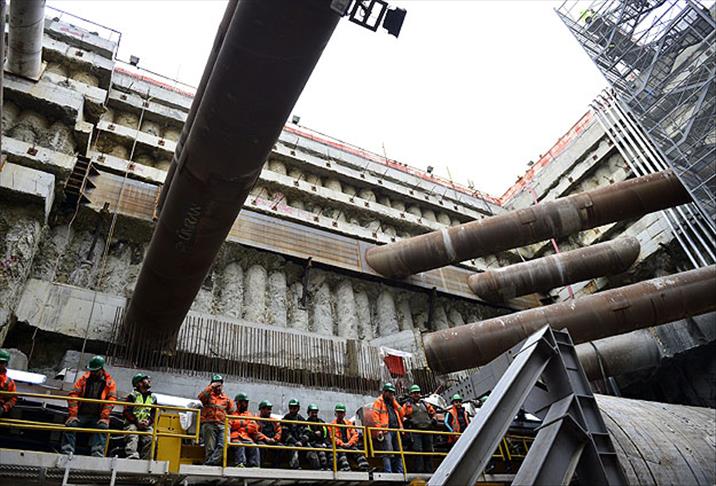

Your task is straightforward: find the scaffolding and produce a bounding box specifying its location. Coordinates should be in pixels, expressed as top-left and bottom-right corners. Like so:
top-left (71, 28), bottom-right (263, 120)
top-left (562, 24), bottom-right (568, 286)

top-left (556, 1), bottom-right (716, 240)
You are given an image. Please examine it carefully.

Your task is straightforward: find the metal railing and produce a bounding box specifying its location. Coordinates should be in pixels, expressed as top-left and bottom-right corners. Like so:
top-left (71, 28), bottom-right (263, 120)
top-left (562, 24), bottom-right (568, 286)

top-left (220, 414), bottom-right (533, 479)
top-left (0, 391), bottom-right (200, 461)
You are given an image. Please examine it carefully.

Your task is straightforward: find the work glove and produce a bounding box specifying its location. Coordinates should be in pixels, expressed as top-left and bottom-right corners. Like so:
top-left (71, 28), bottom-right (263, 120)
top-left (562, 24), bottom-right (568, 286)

top-left (65, 416), bottom-right (79, 426)
top-left (97, 419), bottom-right (110, 429)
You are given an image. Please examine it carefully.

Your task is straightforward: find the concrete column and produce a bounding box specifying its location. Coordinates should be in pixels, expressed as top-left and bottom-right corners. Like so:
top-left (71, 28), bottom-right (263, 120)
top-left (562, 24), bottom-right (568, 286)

top-left (191, 288), bottom-right (214, 314)
top-left (335, 280), bottom-right (358, 338)
top-left (406, 204), bottom-right (422, 218)
top-left (431, 305), bottom-right (449, 331)
top-left (10, 111), bottom-right (47, 144)
top-left (448, 308), bottom-right (465, 328)
top-left (288, 199), bottom-right (305, 211)
top-left (2, 101), bottom-right (19, 133)
top-left (358, 188), bottom-right (376, 202)
top-left (343, 184), bottom-right (357, 196)
top-left (391, 200), bottom-right (406, 212)
top-left (377, 195), bottom-right (391, 207)
top-left (355, 290), bottom-right (373, 340)
top-left (267, 271), bottom-right (287, 327)
top-left (115, 111), bottom-right (139, 129)
top-left (324, 177), bottom-right (342, 193)
top-left (306, 174), bottom-right (322, 186)
top-left (163, 128), bottom-right (181, 142)
top-left (422, 208), bottom-right (437, 222)
top-left (437, 212), bottom-right (452, 226)
top-left (140, 120), bottom-right (162, 137)
top-left (287, 282), bottom-right (309, 331)
top-left (383, 225), bottom-right (397, 238)
top-left (243, 264), bottom-right (267, 323)
top-left (312, 282), bottom-right (334, 336)
top-left (156, 160), bottom-right (172, 171)
top-left (376, 291), bottom-right (399, 337)
top-left (451, 218), bottom-right (461, 227)
top-left (397, 296), bottom-right (414, 331)
top-left (288, 167), bottom-right (304, 180)
top-left (218, 262), bottom-right (243, 319)
top-left (268, 160), bottom-right (287, 175)
top-left (71, 70), bottom-right (99, 87)
top-left (45, 122), bottom-right (76, 154)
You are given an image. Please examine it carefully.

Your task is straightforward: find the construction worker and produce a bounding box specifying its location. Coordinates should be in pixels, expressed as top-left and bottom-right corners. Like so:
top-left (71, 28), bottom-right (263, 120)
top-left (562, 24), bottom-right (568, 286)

top-left (402, 384), bottom-right (436, 473)
top-left (0, 349), bottom-right (17, 418)
top-left (444, 393), bottom-right (470, 445)
top-left (198, 374), bottom-right (235, 465)
top-left (61, 355), bottom-right (117, 457)
top-left (123, 372), bottom-right (157, 459)
top-left (305, 403), bottom-right (329, 470)
top-left (331, 403), bottom-right (369, 472)
top-left (282, 398), bottom-right (309, 469)
top-left (371, 382), bottom-right (404, 473)
top-left (230, 393), bottom-right (260, 468)
top-left (254, 400), bottom-right (282, 467)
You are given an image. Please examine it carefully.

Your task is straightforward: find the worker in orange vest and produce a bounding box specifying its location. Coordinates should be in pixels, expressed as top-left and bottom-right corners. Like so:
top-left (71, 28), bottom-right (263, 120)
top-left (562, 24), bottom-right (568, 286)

top-left (371, 382), bottom-right (404, 473)
top-left (61, 356), bottom-right (117, 456)
top-left (198, 374), bottom-right (236, 465)
top-left (331, 403), bottom-right (369, 471)
top-left (444, 393), bottom-right (470, 444)
top-left (229, 392), bottom-right (260, 468)
top-left (0, 349), bottom-right (17, 418)
top-left (254, 400), bottom-right (282, 467)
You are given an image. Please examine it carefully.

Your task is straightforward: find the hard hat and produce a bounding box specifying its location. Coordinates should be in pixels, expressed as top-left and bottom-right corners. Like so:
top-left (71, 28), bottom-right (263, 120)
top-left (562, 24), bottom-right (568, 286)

top-left (235, 393), bottom-right (248, 402)
top-left (451, 393), bottom-right (463, 402)
top-left (383, 383), bottom-right (396, 393)
top-left (288, 398), bottom-right (300, 407)
top-left (335, 403), bottom-right (347, 412)
top-left (259, 400), bottom-right (272, 409)
top-left (132, 372), bottom-right (149, 387)
top-left (307, 403), bottom-right (319, 412)
top-left (86, 355), bottom-right (105, 371)
top-left (210, 374), bottom-right (223, 383)
top-left (0, 349), bottom-right (10, 363)
top-left (409, 385), bottom-right (421, 394)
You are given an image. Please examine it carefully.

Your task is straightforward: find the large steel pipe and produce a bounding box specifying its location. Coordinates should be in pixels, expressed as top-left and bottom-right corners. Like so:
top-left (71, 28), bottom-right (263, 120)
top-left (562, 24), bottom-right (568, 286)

top-left (124, 0), bottom-right (340, 341)
top-left (467, 236), bottom-right (641, 301)
top-left (424, 265), bottom-right (716, 373)
top-left (576, 330), bottom-right (662, 382)
top-left (366, 171), bottom-right (690, 278)
top-left (155, 0), bottom-right (238, 216)
top-left (6, 0), bottom-right (45, 79)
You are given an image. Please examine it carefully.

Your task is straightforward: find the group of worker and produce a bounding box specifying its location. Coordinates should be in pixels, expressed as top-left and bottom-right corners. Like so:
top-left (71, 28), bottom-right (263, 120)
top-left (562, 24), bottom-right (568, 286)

top-left (197, 373), bottom-right (370, 470)
top-left (0, 352), bottom-right (473, 472)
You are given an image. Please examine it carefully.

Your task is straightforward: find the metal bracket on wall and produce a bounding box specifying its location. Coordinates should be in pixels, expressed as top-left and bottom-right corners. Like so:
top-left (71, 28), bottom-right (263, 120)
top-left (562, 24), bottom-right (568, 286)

top-left (428, 325), bottom-right (626, 486)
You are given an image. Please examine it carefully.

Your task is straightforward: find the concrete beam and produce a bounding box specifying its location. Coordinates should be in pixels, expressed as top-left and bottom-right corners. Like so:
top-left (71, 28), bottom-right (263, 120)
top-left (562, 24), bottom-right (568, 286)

top-left (94, 119), bottom-right (177, 157)
top-left (107, 87), bottom-right (188, 126)
top-left (42, 35), bottom-right (113, 90)
top-left (111, 70), bottom-right (193, 112)
top-left (44, 17), bottom-right (118, 60)
top-left (2, 136), bottom-right (76, 181)
top-left (3, 73), bottom-right (84, 125)
top-left (0, 162), bottom-right (55, 221)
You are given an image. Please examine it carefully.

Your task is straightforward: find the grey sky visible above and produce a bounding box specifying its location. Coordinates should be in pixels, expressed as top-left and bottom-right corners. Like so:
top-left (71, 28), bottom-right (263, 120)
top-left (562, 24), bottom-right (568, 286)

top-left (48, 0), bottom-right (606, 198)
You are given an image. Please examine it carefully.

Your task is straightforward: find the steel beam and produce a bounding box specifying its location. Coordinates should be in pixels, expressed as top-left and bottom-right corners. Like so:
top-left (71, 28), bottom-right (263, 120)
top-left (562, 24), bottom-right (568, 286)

top-left (366, 171), bottom-right (690, 278)
top-left (424, 265), bottom-right (716, 373)
top-left (124, 1), bottom-right (340, 342)
top-left (6, 0), bottom-right (45, 80)
top-left (468, 236), bottom-right (640, 301)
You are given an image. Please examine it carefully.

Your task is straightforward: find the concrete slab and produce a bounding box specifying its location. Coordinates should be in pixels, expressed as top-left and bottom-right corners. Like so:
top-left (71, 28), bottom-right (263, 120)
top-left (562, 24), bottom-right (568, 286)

top-left (3, 73), bottom-right (84, 124)
top-left (44, 17), bottom-right (118, 60)
top-left (112, 69), bottom-right (194, 112)
top-left (2, 136), bottom-right (76, 181)
top-left (107, 87), bottom-right (188, 125)
top-left (95, 119), bottom-right (177, 156)
top-left (0, 163), bottom-right (55, 221)
top-left (43, 35), bottom-right (114, 90)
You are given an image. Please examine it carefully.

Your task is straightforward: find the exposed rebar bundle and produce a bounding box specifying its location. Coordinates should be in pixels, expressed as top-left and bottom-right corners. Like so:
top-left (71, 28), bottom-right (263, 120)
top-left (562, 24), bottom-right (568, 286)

top-left (424, 265), bottom-right (716, 373)
top-left (366, 171), bottom-right (690, 278)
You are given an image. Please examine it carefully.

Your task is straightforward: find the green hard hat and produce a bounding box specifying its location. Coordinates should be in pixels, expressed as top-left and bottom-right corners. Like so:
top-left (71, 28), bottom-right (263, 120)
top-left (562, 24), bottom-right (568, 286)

top-left (409, 385), bottom-right (421, 394)
top-left (210, 374), bottom-right (224, 383)
top-left (259, 400), bottom-right (272, 409)
top-left (235, 393), bottom-right (248, 402)
top-left (0, 349), bottom-right (10, 363)
top-left (86, 355), bottom-right (105, 371)
top-left (288, 398), bottom-right (300, 407)
top-left (307, 403), bottom-right (319, 412)
top-left (335, 403), bottom-right (347, 412)
top-left (451, 393), bottom-right (463, 402)
top-left (132, 372), bottom-right (149, 387)
top-left (383, 383), bottom-right (396, 393)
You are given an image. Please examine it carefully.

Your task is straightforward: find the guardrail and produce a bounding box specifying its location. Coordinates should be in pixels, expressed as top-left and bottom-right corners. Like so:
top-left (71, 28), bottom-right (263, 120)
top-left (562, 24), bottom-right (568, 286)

top-left (0, 391), bottom-right (200, 460)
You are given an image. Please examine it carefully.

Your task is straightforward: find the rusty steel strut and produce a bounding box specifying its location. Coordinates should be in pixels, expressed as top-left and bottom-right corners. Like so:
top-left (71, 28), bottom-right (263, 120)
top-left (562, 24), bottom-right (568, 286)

top-left (467, 236), bottom-right (641, 301)
top-left (423, 265), bottom-right (716, 373)
top-left (366, 171), bottom-right (690, 278)
top-left (124, 0), bottom-right (341, 344)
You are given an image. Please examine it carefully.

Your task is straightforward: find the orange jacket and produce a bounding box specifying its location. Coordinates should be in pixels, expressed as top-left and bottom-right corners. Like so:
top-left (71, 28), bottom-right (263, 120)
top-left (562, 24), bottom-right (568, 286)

top-left (254, 416), bottom-right (282, 442)
top-left (369, 395), bottom-right (403, 436)
top-left (330, 418), bottom-right (359, 447)
top-left (230, 410), bottom-right (258, 442)
top-left (198, 385), bottom-right (235, 424)
top-left (401, 400), bottom-right (436, 426)
top-left (68, 371), bottom-right (117, 420)
top-left (445, 406), bottom-right (470, 443)
top-left (0, 370), bottom-right (17, 414)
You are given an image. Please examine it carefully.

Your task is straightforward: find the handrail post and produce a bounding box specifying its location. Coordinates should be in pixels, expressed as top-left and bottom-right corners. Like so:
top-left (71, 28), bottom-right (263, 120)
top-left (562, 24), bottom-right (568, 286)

top-left (330, 423), bottom-right (338, 477)
top-left (395, 427), bottom-right (408, 480)
top-left (194, 409), bottom-right (201, 444)
top-left (149, 408), bottom-right (160, 461)
top-left (222, 416), bottom-right (229, 469)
